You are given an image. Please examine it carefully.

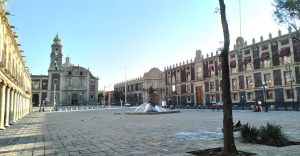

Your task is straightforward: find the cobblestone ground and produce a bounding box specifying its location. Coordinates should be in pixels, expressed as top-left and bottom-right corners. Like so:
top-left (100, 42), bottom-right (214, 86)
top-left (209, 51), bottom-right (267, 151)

top-left (0, 108), bottom-right (299, 156)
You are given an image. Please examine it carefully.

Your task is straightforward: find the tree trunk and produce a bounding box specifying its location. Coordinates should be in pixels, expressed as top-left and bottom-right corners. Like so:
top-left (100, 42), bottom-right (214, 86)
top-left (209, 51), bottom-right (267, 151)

top-left (218, 0), bottom-right (238, 155)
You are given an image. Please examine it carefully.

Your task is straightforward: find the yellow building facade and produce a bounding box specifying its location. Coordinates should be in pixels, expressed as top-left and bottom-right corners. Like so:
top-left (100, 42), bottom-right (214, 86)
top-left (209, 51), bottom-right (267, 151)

top-left (0, 4), bottom-right (31, 130)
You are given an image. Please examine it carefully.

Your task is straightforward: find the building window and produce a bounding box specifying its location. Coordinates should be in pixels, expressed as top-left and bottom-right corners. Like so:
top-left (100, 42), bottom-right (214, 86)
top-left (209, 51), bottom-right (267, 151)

top-left (187, 96), bottom-right (191, 103)
top-left (186, 72), bottom-right (191, 81)
top-left (285, 89), bottom-right (294, 99)
top-left (264, 73), bottom-right (272, 87)
top-left (90, 95), bottom-right (94, 100)
top-left (197, 66), bottom-right (202, 78)
top-left (280, 39), bottom-right (289, 45)
top-left (266, 90), bottom-right (273, 100)
top-left (172, 85), bottom-right (176, 93)
top-left (166, 87), bottom-right (169, 95)
top-left (53, 79), bottom-right (58, 85)
top-left (80, 71), bottom-right (83, 76)
top-left (176, 70), bottom-right (181, 82)
top-left (68, 71), bottom-right (72, 75)
top-left (246, 76), bottom-right (253, 89)
top-left (232, 93), bottom-right (238, 101)
top-left (283, 56), bottom-right (292, 64)
top-left (152, 83), bottom-right (157, 88)
top-left (232, 79), bottom-right (237, 90)
top-left (263, 59), bottom-right (271, 68)
top-left (176, 85), bottom-right (181, 94)
top-left (32, 81), bottom-right (40, 90)
top-left (172, 75), bottom-right (175, 83)
top-left (187, 84), bottom-right (191, 93)
top-left (230, 54), bottom-right (235, 59)
top-left (284, 71), bottom-right (293, 85)
top-left (90, 80), bottom-right (94, 85)
top-left (211, 94), bottom-right (215, 102)
top-left (262, 44), bottom-right (268, 51)
top-left (244, 49), bottom-right (250, 55)
top-left (210, 82), bottom-right (214, 91)
top-left (247, 92), bottom-right (254, 101)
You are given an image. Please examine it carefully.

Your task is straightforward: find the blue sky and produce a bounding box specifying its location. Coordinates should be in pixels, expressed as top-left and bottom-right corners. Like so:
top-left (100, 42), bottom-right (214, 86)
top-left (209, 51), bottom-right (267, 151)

top-left (6, 0), bottom-right (286, 91)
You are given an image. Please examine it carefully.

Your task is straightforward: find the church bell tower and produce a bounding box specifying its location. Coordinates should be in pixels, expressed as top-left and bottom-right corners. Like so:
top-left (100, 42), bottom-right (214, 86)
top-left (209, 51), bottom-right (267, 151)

top-left (48, 34), bottom-right (63, 105)
top-left (49, 34), bottom-right (63, 71)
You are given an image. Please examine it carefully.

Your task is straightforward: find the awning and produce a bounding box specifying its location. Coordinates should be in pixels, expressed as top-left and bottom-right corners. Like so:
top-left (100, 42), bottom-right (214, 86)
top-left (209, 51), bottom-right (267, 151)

top-left (230, 60), bottom-right (236, 68)
top-left (279, 47), bottom-right (290, 57)
top-left (260, 52), bottom-right (269, 61)
top-left (243, 57), bottom-right (251, 65)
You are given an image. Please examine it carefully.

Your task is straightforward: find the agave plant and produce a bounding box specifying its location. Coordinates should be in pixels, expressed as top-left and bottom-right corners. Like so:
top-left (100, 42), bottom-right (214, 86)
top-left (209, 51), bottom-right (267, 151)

top-left (259, 122), bottom-right (289, 147)
top-left (239, 123), bottom-right (259, 143)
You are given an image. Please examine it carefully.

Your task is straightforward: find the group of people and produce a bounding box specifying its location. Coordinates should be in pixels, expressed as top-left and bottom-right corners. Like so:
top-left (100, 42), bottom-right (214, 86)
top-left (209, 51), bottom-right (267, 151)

top-left (254, 101), bottom-right (262, 112)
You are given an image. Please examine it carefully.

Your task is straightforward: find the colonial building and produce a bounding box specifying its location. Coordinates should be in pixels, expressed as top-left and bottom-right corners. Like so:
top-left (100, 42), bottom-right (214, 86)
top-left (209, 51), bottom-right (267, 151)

top-left (164, 58), bottom-right (197, 107)
top-left (115, 29), bottom-right (300, 110)
top-left (114, 68), bottom-right (164, 105)
top-left (0, 3), bottom-right (32, 130)
top-left (31, 35), bottom-right (99, 106)
top-left (165, 29), bottom-right (300, 110)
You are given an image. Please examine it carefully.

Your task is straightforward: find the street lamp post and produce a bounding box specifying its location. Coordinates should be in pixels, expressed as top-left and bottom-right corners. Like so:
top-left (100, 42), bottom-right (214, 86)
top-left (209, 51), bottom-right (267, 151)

top-left (262, 82), bottom-right (268, 112)
top-left (241, 95), bottom-right (244, 110)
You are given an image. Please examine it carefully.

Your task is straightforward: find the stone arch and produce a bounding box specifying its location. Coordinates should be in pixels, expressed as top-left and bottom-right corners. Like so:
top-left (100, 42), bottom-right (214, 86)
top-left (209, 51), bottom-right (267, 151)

top-left (32, 94), bottom-right (39, 106)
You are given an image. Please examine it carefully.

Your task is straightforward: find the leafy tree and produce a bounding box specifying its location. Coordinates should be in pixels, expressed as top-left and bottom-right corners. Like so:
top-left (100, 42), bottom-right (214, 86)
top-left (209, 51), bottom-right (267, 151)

top-left (273, 0), bottom-right (300, 37)
top-left (113, 91), bottom-right (124, 102)
top-left (98, 92), bottom-right (104, 101)
top-left (218, 0), bottom-right (238, 155)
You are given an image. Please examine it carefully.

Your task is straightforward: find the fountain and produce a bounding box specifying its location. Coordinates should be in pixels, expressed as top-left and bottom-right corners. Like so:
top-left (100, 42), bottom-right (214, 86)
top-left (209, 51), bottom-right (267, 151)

top-left (126, 86), bottom-right (180, 115)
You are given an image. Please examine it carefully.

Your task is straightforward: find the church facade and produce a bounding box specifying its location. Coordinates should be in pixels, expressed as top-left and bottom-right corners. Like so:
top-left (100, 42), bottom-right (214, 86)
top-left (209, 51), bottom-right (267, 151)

top-left (32, 35), bottom-right (99, 106)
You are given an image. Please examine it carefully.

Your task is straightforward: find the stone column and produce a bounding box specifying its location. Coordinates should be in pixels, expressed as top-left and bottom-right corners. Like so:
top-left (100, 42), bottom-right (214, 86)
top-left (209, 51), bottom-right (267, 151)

top-left (16, 93), bottom-right (20, 121)
top-left (12, 91), bottom-right (17, 123)
top-left (26, 97), bottom-right (29, 113)
top-left (4, 87), bottom-right (10, 127)
top-left (9, 90), bottom-right (14, 125)
top-left (20, 95), bottom-right (23, 118)
top-left (19, 94), bottom-right (22, 119)
top-left (24, 97), bottom-right (27, 115)
top-left (0, 84), bottom-right (6, 130)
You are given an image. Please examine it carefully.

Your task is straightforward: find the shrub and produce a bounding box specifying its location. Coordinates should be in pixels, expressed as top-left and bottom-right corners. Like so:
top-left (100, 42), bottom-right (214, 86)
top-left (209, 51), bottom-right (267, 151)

top-left (259, 122), bottom-right (289, 147)
top-left (240, 123), bottom-right (259, 143)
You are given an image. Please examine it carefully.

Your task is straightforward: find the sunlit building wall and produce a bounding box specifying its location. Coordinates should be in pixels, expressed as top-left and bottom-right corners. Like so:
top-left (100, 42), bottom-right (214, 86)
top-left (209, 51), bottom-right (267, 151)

top-left (0, 4), bottom-right (32, 130)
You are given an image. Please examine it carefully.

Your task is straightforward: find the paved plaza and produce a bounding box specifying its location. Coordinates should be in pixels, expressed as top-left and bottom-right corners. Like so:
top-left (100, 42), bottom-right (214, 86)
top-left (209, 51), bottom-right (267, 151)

top-left (0, 108), bottom-right (299, 156)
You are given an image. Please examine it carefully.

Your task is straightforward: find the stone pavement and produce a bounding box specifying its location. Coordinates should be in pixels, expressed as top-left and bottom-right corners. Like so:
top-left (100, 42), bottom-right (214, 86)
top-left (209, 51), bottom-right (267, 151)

top-left (0, 108), bottom-right (299, 156)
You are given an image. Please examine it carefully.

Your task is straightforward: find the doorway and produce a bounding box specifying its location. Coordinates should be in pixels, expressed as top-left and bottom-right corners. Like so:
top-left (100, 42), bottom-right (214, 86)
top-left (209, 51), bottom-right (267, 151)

top-left (32, 94), bottom-right (39, 106)
top-left (196, 86), bottom-right (203, 106)
top-left (71, 94), bottom-right (79, 105)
